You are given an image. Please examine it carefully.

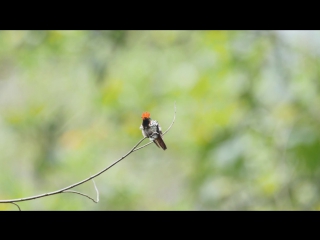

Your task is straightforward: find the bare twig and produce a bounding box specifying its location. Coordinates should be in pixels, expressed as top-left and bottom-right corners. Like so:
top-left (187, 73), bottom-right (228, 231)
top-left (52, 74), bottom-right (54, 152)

top-left (0, 136), bottom-right (146, 204)
top-left (62, 191), bottom-right (98, 203)
top-left (0, 102), bottom-right (176, 209)
top-left (162, 101), bottom-right (177, 136)
top-left (92, 179), bottom-right (99, 203)
top-left (11, 202), bottom-right (21, 211)
top-left (62, 177), bottom-right (100, 203)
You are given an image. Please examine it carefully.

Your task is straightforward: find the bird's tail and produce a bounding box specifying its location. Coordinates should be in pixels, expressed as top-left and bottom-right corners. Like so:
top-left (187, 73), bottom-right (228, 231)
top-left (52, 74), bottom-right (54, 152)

top-left (153, 136), bottom-right (167, 150)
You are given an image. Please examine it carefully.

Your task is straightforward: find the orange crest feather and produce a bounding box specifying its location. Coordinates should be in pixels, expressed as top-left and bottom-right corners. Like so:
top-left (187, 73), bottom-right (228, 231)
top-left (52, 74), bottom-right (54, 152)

top-left (141, 112), bottom-right (150, 119)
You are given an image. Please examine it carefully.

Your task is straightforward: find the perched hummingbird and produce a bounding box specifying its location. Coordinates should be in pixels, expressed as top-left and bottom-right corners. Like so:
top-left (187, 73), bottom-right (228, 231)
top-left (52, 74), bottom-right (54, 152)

top-left (140, 112), bottom-right (167, 150)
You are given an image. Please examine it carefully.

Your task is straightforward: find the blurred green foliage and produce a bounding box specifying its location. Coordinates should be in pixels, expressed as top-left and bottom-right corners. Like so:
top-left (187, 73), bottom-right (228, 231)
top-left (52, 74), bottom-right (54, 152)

top-left (0, 30), bottom-right (320, 210)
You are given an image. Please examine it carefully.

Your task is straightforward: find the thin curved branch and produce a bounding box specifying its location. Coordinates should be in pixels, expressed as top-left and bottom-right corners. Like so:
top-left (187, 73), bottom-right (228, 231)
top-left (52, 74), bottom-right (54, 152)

top-left (62, 191), bottom-right (98, 203)
top-left (92, 178), bottom-right (99, 203)
top-left (0, 102), bottom-right (176, 208)
top-left (61, 178), bottom-right (99, 203)
top-left (0, 136), bottom-right (146, 204)
top-left (11, 202), bottom-right (21, 211)
top-left (162, 101), bottom-right (176, 136)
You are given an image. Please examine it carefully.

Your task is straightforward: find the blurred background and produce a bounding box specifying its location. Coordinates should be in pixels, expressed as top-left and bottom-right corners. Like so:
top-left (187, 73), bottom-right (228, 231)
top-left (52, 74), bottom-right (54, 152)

top-left (0, 30), bottom-right (319, 210)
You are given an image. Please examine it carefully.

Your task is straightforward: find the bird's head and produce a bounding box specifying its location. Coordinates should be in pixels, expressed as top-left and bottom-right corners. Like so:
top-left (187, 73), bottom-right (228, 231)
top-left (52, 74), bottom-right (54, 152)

top-left (141, 112), bottom-right (150, 120)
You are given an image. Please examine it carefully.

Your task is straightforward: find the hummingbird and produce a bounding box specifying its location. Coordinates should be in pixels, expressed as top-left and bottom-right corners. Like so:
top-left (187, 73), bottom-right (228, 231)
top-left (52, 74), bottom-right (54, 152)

top-left (140, 111), bottom-right (167, 150)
